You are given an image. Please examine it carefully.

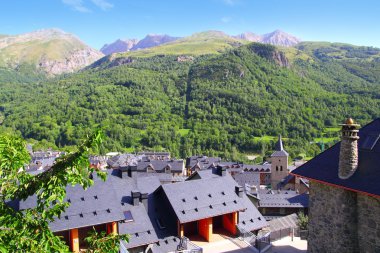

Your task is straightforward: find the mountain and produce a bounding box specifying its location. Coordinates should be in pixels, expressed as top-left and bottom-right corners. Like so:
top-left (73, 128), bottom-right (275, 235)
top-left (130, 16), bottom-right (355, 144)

top-left (100, 38), bottom-right (138, 55)
top-left (0, 28), bottom-right (103, 75)
top-left (233, 32), bottom-right (261, 42)
top-left (107, 30), bottom-right (299, 57)
top-left (131, 34), bottom-right (180, 50)
top-left (261, 30), bottom-right (300, 47)
top-left (107, 30), bottom-right (247, 58)
top-left (100, 34), bottom-right (180, 55)
top-left (2, 41), bottom-right (379, 159)
top-left (234, 30), bottom-right (300, 47)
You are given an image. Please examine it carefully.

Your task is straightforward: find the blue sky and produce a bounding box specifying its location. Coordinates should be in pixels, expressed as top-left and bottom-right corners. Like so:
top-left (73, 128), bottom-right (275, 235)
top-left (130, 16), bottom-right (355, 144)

top-left (1, 0), bottom-right (379, 49)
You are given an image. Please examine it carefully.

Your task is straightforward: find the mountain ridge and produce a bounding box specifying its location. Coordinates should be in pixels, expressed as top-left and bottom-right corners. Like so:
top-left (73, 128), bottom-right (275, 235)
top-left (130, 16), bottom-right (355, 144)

top-left (0, 28), bottom-right (103, 75)
top-left (100, 29), bottom-right (300, 55)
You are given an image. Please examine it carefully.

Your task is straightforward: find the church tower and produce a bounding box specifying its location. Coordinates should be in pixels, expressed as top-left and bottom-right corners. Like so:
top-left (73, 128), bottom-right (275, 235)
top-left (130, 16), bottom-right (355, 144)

top-left (270, 135), bottom-right (289, 189)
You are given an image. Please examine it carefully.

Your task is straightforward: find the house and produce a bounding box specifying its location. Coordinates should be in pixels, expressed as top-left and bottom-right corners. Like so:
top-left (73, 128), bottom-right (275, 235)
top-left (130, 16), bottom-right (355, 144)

top-left (246, 189), bottom-right (309, 220)
top-left (185, 155), bottom-right (222, 174)
top-left (9, 166), bottom-right (267, 252)
top-left (277, 174), bottom-right (309, 194)
top-left (108, 153), bottom-right (186, 184)
top-left (291, 118), bottom-right (380, 252)
top-left (185, 167), bottom-right (268, 235)
top-left (137, 152), bottom-right (171, 161)
top-left (10, 170), bottom-right (161, 253)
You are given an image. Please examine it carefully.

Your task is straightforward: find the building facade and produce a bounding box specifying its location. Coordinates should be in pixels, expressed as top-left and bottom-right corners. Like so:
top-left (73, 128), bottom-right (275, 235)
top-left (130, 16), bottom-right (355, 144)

top-left (292, 118), bottom-right (380, 253)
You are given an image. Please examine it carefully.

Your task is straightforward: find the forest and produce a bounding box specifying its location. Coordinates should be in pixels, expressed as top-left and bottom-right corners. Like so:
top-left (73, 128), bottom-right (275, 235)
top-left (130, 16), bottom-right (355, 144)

top-left (0, 42), bottom-right (379, 161)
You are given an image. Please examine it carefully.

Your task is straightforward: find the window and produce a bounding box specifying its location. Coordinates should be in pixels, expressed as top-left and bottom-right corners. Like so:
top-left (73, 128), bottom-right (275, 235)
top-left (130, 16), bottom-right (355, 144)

top-left (280, 166), bottom-right (283, 171)
top-left (276, 166), bottom-right (278, 171)
top-left (123, 211), bottom-right (134, 222)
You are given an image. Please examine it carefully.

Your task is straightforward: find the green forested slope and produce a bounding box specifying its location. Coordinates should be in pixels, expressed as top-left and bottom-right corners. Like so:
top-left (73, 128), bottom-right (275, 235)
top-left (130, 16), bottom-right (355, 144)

top-left (0, 42), bottom-right (379, 160)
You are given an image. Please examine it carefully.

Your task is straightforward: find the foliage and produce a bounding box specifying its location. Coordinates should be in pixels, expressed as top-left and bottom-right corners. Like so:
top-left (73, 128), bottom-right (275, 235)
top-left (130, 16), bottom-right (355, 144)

top-left (85, 228), bottom-right (128, 253)
top-left (297, 212), bottom-right (309, 230)
top-left (0, 42), bottom-right (379, 161)
top-left (0, 131), bottom-right (127, 252)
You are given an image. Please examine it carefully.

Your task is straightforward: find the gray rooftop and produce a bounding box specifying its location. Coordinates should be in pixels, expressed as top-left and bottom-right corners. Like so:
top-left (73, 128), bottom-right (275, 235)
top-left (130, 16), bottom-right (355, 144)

top-left (159, 176), bottom-right (246, 223)
top-left (258, 191), bottom-right (309, 208)
top-left (15, 170), bottom-right (161, 249)
top-left (232, 172), bottom-right (261, 188)
top-left (184, 170), bottom-right (268, 231)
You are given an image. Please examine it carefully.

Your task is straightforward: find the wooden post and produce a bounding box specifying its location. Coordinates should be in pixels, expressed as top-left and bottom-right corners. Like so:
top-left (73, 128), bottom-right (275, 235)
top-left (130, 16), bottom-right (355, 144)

top-left (112, 222), bottom-right (118, 235)
top-left (70, 228), bottom-right (79, 253)
top-left (198, 218), bottom-right (212, 242)
top-left (178, 220), bottom-right (184, 237)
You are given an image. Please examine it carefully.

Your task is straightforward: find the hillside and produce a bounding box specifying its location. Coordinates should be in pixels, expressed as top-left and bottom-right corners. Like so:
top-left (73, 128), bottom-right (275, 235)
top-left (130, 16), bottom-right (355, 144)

top-left (0, 29), bottom-right (103, 75)
top-left (1, 41), bottom-right (379, 159)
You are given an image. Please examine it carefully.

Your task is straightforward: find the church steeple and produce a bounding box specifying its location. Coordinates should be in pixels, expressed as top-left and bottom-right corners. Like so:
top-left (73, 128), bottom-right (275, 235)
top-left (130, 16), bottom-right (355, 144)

top-left (271, 134), bottom-right (289, 189)
top-left (275, 135), bottom-right (284, 151)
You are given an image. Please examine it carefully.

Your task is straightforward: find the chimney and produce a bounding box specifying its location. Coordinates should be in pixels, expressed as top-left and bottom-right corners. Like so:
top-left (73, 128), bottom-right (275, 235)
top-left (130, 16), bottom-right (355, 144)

top-left (140, 193), bottom-right (148, 212)
top-left (249, 185), bottom-right (258, 196)
top-left (217, 166), bottom-right (226, 176)
top-left (131, 190), bottom-right (140, 206)
top-left (235, 186), bottom-right (244, 198)
top-left (120, 166), bottom-right (129, 178)
top-left (128, 166), bottom-right (137, 178)
top-left (338, 118), bottom-right (360, 179)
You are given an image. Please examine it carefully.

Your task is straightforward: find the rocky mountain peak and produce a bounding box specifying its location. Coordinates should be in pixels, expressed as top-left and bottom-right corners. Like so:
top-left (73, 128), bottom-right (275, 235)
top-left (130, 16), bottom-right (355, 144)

top-left (0, 28), bottom-right (103, 75)
top-left (132, 34), bottom-right (180, 50)
top-left (261, 29), bottom-right (301, 47)
top-left (100, 38), bottom-right (138, 55)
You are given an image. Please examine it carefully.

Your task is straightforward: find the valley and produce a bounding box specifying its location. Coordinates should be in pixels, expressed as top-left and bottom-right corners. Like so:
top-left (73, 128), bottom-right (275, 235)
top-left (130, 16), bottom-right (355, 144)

top-left (0, 29), bottom-right (379, 161)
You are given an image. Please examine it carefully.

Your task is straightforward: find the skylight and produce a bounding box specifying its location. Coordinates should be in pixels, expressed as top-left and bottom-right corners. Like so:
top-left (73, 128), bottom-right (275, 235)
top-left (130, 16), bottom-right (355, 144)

top-left (123, 211), bottom-right (134, 222)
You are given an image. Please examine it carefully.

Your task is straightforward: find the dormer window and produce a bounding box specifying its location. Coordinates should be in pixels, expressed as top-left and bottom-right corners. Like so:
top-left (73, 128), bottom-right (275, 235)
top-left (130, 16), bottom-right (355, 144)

top-left (147, 164), bottom-right (155, 173)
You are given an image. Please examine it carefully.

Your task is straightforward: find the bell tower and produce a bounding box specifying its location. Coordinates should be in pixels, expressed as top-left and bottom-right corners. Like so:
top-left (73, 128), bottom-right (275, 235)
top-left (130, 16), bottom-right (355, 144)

top-left (271, 135), bottom-right (289, 189)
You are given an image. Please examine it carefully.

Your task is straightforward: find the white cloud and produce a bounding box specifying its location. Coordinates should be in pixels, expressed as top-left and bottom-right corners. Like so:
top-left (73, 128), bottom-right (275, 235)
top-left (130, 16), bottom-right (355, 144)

top-left (62, 0), bottom-right (91, 12)
top-left (91, 0), bottom-right (114, 11)
top-left (221, 16), bottom-right (232, 23)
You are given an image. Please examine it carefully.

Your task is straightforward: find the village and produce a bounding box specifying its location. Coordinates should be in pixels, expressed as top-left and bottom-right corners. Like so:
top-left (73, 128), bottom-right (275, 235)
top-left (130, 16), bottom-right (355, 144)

top-left (20, 134), bottom-right (309, 253)
top-left (12, 118), bottom-right (380, 253)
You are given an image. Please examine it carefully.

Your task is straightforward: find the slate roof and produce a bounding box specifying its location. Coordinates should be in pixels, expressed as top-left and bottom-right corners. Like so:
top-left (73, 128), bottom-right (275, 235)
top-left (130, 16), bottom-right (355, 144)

top-left (186, 156), bottom-right (222, 170)
top-left (159, 176), bottom-right (246, 223)
top-left (268, 213), bottom-right (298, 231)
top-left (238, 192), bottom-right (268, 231)
top-left (233, 172), bottom-right (261, 188)
top-left (271, 135), bottom-right (289, 157)
top-left (13, 170), bottom-right (161, 249)
top-left (184, 170), bottom-right (268, 231)
top-left (107, 153), bottom-right (143, 168)
top-left (258, 191), bottom-right (309, 208)
top-left (136, 160), bottom-right (184, 173)
top-left (291, 118), bottom-right (380, 197)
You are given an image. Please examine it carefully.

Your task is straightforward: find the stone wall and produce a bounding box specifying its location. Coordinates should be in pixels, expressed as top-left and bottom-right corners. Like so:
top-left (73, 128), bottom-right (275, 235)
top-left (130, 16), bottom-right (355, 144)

top-left (308, 181), bottom-right (358, 253)
top-left (357, 194), bottom-right (380, 253)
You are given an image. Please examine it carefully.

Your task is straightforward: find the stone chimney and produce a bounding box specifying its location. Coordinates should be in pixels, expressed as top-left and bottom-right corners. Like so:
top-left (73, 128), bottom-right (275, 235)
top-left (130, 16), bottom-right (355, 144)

top-left (131, 190), bottom-right (140, 206)
top-left (140, 192), bottom-right (148, 212)
top-left (338, 118), bottom-right (360, 179)
top-left (216, 165), bottom-right (227, 176)
top-left (235, 186), bottom-right (244, 197)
